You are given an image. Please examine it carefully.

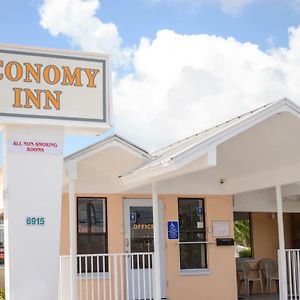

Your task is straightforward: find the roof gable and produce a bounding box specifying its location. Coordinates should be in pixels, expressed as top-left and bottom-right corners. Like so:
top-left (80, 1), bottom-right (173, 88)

top-left (122, 98), bottom-right (300, 188)
top-left (64, 134), bottom-right (152, 164)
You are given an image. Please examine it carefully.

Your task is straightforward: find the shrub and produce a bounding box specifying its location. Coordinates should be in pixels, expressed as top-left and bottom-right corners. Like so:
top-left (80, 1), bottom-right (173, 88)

top-left (0, 287), bottom-right (5, 300)
top-left (238, 247), bottom-right (252, 258)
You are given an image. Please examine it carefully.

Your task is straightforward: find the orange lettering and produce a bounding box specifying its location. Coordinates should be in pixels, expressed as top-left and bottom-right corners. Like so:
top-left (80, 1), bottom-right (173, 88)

top-left (43, 90), bottom-right (61, 110)
top-left (43, 65), bottom-right (60, 85)
top-left (24, 89), bottom-right (42, 109)
top-left (84, 68), bottom-right (99, 88)
top-left (24, 63), bottom-right (42, 83)
top-left (13, 88), bottom-right (22, 108)
top-left (61, 66), bottom-right (83, 86)
top-left (5, 61), bottom-right (23, 81)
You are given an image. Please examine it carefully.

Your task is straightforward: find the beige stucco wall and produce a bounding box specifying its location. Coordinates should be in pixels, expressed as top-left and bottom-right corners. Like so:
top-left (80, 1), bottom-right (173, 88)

top-left (61, 193), bottom-right (128, 255)
top-left (163, 194), bottom-right (236, 300)
top-left (251, 212), bottom-right (292, 263)
top-left (60, 193), bottom-right (237, 300)
top-left (251, 212), bottom-right (279, 263)
top-left (248, 212), bottom-right (293, 294)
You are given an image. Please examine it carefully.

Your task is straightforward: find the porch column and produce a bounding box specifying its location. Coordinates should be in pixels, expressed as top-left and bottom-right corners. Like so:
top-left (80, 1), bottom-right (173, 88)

top-left (67, 163), bottom-right (78, 300)
top-left (152, 182), bottom-right (162, 300)
top-left (276, 185), bottom-right (288, 300)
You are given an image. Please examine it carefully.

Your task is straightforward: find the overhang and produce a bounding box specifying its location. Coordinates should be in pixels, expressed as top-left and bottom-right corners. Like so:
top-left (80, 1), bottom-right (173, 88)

top-left (121, 98), bottom-right (300, 194)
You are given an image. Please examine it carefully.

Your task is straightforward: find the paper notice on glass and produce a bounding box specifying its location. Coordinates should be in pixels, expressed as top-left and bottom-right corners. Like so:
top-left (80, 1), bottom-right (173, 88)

top-left (197, 221), bottom-right (204, 229)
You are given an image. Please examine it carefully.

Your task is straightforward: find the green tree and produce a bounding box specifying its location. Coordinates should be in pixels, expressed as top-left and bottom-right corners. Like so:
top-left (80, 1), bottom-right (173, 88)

top-left (234, 220), bottom-right (250, 247)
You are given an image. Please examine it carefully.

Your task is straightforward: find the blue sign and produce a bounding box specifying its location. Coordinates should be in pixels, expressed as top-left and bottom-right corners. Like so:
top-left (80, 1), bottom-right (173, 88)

top-left (196, 207), bottom-right (204, 216)
top-left (130, 212), bottom-right (137, 224)
top-left (168, 221), bottom-right (179, 240)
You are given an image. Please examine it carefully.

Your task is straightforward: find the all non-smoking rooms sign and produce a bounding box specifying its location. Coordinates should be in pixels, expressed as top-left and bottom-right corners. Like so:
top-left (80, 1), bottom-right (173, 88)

top-left (0, 45), bottom-right (110, 124)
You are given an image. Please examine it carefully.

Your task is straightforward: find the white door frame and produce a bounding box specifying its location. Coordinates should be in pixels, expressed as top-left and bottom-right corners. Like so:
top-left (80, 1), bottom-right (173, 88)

top-left (123, 198), bottom-right (167, 299)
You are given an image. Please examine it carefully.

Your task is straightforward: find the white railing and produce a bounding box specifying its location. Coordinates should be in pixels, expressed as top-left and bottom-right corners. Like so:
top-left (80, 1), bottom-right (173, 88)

top-left (285, 249), bottom-right (300, 299)
top-left (59, 256), bottom-right (71, 300)
top-left (59, 252), bottom-right (154, 300)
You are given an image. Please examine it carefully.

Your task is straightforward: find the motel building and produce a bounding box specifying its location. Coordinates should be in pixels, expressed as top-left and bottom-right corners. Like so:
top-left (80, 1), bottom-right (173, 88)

top-left (0, 46), bottom-right (299, 300)
top-left (0, 98), bottom-right (300, 300)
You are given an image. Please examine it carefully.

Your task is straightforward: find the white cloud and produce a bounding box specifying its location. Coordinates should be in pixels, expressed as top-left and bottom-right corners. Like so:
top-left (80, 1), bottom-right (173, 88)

top-left (147, 0), bottom-right (256, 14)
top-left (219, 0), bottom-right (255, 14)
top-left (113, 27), bottom-right (300, 150)
top-left (39, 0), bottom-right (131, 66)
top-left (38, 0), bottom-right (300, 151)
top-left (290, 0), bottom-right (300, 7)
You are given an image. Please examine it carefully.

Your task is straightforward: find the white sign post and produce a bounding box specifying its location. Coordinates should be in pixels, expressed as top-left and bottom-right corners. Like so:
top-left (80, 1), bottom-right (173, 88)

top-left (0, 45), bottom-right (112, 300)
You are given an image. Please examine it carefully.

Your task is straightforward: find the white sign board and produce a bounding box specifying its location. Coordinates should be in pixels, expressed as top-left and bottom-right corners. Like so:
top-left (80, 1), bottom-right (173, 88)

top-left (212, 221), bottom-right (230, 237)
top-left (1, 45), bottom-right (112, 300)
top-left (0, 45), bottom-right (112, 133)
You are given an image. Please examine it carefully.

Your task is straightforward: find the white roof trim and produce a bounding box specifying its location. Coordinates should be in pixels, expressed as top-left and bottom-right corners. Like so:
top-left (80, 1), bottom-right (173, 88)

top-left (64, 134), bottom-right (152, 165)
top-left (122, 147), bottom-right (217, 189)
top-left (122, 98), bottom-right (300, 188)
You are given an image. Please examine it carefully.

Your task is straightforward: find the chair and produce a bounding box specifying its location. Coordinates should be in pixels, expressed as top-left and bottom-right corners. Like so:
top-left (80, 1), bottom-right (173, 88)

top-left (236, 260), bottom-right (264, 296)
top-left (258, 259), bottom-right (279, 294)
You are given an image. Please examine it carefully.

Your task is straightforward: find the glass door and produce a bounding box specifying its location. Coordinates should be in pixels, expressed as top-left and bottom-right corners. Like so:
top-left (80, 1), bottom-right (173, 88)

top-left (124, 199), bottom-right (166, 300)
top-left (124, 200), bottom-right (154, 300)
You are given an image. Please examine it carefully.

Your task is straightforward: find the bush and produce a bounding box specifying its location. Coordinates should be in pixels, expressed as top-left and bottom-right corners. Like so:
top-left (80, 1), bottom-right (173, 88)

top-left (238, 247), bottom-right (252, 258)
top-left (0, 287), bottom-right (5, 300)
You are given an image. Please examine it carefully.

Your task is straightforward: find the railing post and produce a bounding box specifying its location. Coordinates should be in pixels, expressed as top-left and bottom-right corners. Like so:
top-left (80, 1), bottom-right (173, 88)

top-left (114, 255), bottom-right (119, 300)
top-left (152, 182), bottom-right (162, 300)
top-left (67, 163), bottom-right (77, 300)
top-left (276, 185), bottom-right (288, 300)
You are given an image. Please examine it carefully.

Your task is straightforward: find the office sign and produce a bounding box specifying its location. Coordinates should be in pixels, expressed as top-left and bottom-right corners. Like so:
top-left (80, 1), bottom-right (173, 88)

top-left (0, 45), bottom-right (111, 127)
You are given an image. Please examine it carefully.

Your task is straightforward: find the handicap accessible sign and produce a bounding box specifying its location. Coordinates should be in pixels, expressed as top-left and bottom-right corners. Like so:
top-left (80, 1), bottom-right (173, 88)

top-left (168, 221), bottom-right (179, 240)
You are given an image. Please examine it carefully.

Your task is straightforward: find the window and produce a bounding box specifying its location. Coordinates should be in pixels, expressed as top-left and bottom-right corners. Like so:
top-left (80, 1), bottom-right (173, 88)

top-left (178, 198), bottom-right (207, 270)
top-left (234, 212), bottom-right (252, 258)
top-left (77, 197), bottom-right (108, 272)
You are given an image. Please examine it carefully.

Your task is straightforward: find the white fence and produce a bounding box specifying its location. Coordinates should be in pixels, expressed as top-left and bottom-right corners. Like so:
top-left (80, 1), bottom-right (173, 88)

top-left (286, 249), bottom-right (300, 299)
top-left (59, 253), bottom-right (154, 300)
top-left (59, 256), bottom-right (71, 300)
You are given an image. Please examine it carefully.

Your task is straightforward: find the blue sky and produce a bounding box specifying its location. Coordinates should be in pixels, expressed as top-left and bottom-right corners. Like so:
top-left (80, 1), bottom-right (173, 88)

top-left (1, 0), bottom-right (300, 156)
top-left (1, 0), bottom-right (299, 49)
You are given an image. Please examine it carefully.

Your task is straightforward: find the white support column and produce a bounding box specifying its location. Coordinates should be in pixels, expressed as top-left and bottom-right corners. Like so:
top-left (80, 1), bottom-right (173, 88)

top-left (67, 163), bottom-right (78, 300)
top-left (276, 185), bottom-right (288, 300)
top-left (3, 126), bottom-right (65, 300)
top-left (152, 182), bottom-right (162, 300)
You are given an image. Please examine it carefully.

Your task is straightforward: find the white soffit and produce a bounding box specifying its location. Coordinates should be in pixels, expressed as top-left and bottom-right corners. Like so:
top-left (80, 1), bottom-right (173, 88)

top-left (234, 183), bottom-right (300, 213)
top-left (63, 134), bottom-right (152, 184)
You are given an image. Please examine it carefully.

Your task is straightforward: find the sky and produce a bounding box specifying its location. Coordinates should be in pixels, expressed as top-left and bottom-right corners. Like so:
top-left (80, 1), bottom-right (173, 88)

top-left (1, 0), bottom-right (300, 155)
